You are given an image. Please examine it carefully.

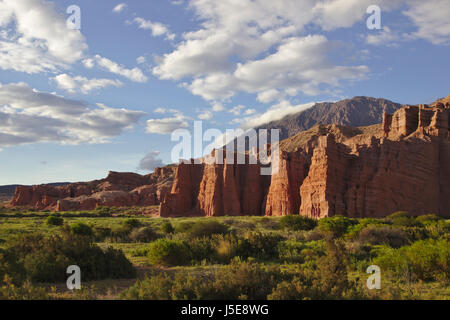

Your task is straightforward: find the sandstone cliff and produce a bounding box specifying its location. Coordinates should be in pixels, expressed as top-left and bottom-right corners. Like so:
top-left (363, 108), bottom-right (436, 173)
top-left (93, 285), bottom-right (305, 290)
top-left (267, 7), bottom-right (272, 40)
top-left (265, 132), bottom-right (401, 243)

top-left (161, 102), bottom-right (450, 218)
top-left (9, 167), bottom-right (176, 211)
top-left (9, 97), bottom-right (450, 218)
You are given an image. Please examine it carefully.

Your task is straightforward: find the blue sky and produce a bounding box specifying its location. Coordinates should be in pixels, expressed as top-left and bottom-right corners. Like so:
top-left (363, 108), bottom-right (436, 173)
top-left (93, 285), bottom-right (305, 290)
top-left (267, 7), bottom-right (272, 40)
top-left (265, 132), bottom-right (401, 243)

top-left (0, 0), bottom-right (449, 185)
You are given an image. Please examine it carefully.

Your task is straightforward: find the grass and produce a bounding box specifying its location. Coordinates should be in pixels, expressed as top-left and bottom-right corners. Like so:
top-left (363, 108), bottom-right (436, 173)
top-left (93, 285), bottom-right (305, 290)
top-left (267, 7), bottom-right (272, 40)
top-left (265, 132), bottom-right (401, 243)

top-left (0, 209), bottom-right (448, 300)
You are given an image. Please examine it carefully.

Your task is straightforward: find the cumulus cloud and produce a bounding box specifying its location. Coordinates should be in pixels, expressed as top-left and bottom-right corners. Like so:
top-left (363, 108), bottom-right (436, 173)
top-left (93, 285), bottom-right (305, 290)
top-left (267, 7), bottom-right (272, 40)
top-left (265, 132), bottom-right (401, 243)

top-left (197, 110), bottom-right (213, 120)
top-left (53, 74), bottom-right (124, 94)
top-left (138, 150), bottom-right (164, 171)
top-left (133, 17), bottom-right (175, 41)
top-left (151, 0), bottom-right (450, 105)
top-left (0, 0), bottom-right (87, 73)
top-left (0, 82), bottom-right (145, 147)
top-left (403, 0), bottom-right (450, 45)
top-left (152, 0), bottom-right (377, 102)
top-left (113, 3), bottom-right (127, 13)
top-left (83, 55), bottom-right (148, 83)
top-left (187, 35), bottom-right (369, 101)
top-left (366, 26), bottom-right (399, 46)
top-left (235, 100), bottom-right (316, 129)
top-left (146, 109), bottom-right (189, 134)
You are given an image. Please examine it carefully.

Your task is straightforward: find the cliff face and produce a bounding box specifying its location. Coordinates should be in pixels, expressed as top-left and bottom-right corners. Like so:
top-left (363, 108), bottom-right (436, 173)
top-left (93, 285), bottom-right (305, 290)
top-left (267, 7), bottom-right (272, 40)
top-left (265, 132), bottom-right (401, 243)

top-left (161, 102), bottom-right (450, 218)
top-left (9, 98), bottom-right (450, 218)
top-left (9, 167), bottom-right (176, 211)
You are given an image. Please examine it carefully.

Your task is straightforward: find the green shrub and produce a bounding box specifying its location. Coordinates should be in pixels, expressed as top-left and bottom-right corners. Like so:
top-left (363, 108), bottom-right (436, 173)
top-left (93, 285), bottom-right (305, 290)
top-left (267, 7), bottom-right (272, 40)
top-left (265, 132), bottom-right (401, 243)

top-left (258, 217), bottom-right (280, 230)
top-left (318, 216), bottom-right (358, 237)
top-left (0, 277), bottom-right (49, 300)
top-left (93, 226), bottom-right (112, 241)
top-left (129, 227), bottom-right (159, 243)
top-left (5, 232), bottom-right (135, 283)
top-left (357, 226), bottom-right (409, 248)
top-left (161, 222), bottom-right (175, 234)
top-left (187, 237), bottom-right (216, 263)
top-left (387, 211), bottom-right (410, 219)
top-left (174, 222), bottom-right (196, 233)
top-left (280, 215), bottom-right (317, 231)
top-left (147, 239), bottom-right (190, 266)
top-left (46, 215), bottom-right (64, 226)
top-left (277, 240), bottom-right (325, 263)
top-left (373, 239), bottom-right (449, 282)
top-left (0, 249), bottom-right (26, 286)
top-left (70, 222), bottom-right (94, 237)
top-left (123, 218), bottom-right (141, 230)
top-left (122, 259), bottom-right (283, 300)
top-left (188, 221), bottom-right (229, 239)
top-left (237, 232), bottom-right (284, 261)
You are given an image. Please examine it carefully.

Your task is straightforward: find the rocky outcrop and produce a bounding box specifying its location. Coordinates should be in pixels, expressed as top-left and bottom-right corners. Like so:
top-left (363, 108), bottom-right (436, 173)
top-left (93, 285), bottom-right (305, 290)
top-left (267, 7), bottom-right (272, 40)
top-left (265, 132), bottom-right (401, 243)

top-left (9, 97), bottom-right (450, 218)
top-left (10, 167), bottom-right (176, 211)
top-left (161, 102), bottom-right (450, 218)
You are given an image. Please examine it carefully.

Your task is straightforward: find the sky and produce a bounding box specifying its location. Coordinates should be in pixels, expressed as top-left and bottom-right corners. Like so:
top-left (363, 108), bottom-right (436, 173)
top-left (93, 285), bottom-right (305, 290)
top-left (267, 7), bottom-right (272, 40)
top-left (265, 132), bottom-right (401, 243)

top-left (0, 0), bottom-right (449, 185)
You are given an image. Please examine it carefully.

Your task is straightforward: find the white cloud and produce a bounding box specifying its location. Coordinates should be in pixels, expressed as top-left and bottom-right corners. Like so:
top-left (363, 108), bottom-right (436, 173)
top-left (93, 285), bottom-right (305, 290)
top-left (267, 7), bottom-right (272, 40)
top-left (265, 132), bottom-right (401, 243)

top-left (152, 0), bottom-right (376, 102)
top-left (138, 150), bottom-right (164, 171)
top-left (366, 26), bottom-right (399, 46)
top-left (0, 0), bottom-right (87, 74)
top-left (113, 3), bottom-right (127, 13)
top-left (53, 74), bottom-right (124, 94)
top-left (211, 102), bottom-right (225, 112)
top-left (403, 0), bottom-right (450, 45)
top-left (257, 89), bottom-right (283, 103)
top-left (229, 105), bottom-right (245, 116)
top-left (137, 56), bottom-right (146, 64)
top-left (197, 110), bottom-right (213, 120)
top-left (237, 100), bottom-right (316, 129)
top-left (0, 82), bottom-right (145, 147)
top-left (83, 55), bottom-right (148, 83)
top-left (133, 17), bottom-right (175, 41)
top-left (244, 108), bottom-right (256, 115)
top-left (146, 109), bottom-right (189, 134)
top-left (187, 35), bottom-right (369, 101)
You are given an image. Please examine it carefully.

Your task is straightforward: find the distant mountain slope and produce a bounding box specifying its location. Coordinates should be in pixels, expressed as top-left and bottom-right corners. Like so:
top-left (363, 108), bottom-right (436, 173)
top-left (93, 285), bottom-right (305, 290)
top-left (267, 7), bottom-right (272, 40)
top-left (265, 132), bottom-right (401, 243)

top-left (255, 96), bottom-right (403, 140)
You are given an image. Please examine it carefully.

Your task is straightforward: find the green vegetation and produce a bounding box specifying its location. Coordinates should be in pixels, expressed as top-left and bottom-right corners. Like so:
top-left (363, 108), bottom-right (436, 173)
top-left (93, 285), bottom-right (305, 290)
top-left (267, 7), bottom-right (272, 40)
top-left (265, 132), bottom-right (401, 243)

top-left (0, 209), bottom-right (448, 300)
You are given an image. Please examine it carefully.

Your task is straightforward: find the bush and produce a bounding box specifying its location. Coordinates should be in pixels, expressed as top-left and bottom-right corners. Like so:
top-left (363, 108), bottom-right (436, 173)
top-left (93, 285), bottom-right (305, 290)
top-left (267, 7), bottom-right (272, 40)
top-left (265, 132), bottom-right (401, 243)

top-left (187, 237), bottom-right (216, 263)
top-left (174, 222), bottom-right (196, 233)
top-left (258, 217), bottom-right (280, 230)
top-left (415, 214), bottom-right (441, 224)
top-left (188, 221), bottom-right (229, 239)
top-left (237, 232), bottom-right (284, 260)
top-left (6, 232), bottom-right (135, 283)
top-left (373, 239), bottom-right (449, 282)
top-left (123, 218), bottom-right (141, 230)
top-left (147, 239), bottom-right (191, 266)
top-left (0, 249), bottom-right (26, 286)
top-left (93, 226), bottom-right (112, 241)
top-left (129, 227), bottom-right (159, 243)
top-left (280, 215), bottom-right (317, 231)
top-left (46, 215), bottom-right (64, 226)
top-left (70, 222), bottom-right (94, 237)
top-left (0, 277), bottom-right (49, 300)
top-left (357, 226), bottom-right (409, 248)
top-left (161, 222), bottom-right (175, 234)
top-left (122, 259), bottom-right (283, 300)
top-left (318, 216), bottom-right (358, 237)
top-left (277, 240), bottom-right (325, 263)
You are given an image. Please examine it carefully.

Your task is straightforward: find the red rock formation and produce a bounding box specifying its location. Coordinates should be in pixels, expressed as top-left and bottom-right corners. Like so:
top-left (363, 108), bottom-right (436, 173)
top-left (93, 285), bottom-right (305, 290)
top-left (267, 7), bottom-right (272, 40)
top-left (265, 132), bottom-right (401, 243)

top-left (10, 99), bottom-right (450, 218)
top-left (10, 167), bottom-right (176, 211)
top-left (161, 103), bottom-right (450, 218)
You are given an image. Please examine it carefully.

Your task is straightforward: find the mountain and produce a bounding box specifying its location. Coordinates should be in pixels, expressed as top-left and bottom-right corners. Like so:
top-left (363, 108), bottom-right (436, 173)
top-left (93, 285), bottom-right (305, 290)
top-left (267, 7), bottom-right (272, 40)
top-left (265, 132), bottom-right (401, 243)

top-left (255, 96), bottom-right (403, 140)
top-left (8, 95), bottom-right (450, 218)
